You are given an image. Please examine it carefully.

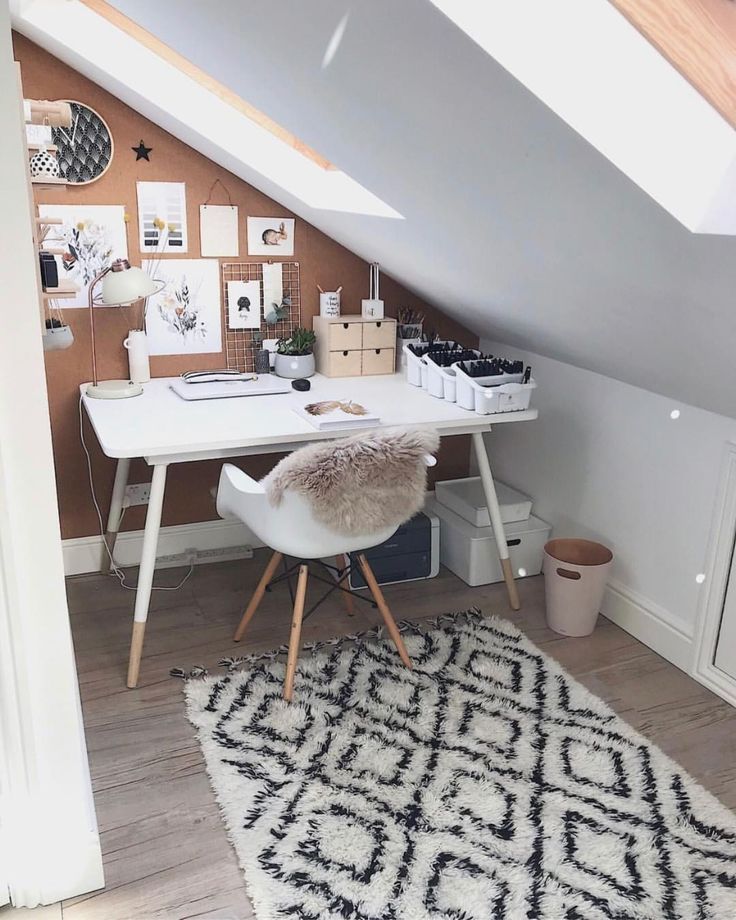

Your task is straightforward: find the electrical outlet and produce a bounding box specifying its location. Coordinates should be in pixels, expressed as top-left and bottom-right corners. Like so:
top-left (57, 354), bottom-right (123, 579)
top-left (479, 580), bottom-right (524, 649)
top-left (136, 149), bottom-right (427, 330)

top-left (125, 483), bottom-right (151, 506)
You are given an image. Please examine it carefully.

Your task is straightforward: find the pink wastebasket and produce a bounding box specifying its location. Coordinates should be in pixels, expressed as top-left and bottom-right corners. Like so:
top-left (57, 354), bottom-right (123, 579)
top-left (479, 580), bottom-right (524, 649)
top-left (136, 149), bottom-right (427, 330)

top-left (543, 539), bottom-right (613, 637)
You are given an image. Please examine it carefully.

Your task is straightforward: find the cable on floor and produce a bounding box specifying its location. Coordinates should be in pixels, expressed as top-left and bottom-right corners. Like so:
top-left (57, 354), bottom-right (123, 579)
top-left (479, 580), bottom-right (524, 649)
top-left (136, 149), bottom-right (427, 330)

top-left (78, 394), bottom-right (193, 592)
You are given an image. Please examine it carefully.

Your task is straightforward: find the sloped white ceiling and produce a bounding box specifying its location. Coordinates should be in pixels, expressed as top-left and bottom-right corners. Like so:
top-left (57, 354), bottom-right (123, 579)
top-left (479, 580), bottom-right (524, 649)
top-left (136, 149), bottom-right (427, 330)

top-left (14, 0), bottom-right (736, 417)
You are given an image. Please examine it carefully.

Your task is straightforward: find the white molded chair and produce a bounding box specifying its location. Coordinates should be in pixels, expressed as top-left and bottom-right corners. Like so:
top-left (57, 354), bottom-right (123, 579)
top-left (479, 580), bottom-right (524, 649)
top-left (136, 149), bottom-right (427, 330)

top-left (216, 454), bottom-right (436, 701)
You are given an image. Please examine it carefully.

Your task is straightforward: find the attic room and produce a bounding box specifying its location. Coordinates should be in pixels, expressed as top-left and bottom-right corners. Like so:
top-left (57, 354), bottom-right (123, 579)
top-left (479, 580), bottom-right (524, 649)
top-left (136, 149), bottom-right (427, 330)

top-left (1, 0), bottom-right (736, 917)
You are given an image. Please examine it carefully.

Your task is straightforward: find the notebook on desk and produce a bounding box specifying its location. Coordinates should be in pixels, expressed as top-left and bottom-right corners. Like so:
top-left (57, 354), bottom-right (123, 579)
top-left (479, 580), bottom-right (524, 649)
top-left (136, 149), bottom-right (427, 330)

top-left (293, 399), bottom-right (380, 430)
top-left (170, 374), bottom-right (292, 401)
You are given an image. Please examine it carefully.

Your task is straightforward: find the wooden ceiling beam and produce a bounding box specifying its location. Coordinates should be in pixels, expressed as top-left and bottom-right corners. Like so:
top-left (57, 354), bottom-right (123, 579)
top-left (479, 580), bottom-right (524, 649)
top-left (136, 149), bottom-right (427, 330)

top-left (609, 0), bottom-right (736, 130)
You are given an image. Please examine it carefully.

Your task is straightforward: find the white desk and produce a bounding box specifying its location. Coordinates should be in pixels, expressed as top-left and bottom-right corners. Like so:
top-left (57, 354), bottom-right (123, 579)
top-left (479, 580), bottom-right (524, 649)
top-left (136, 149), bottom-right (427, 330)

top-left (82, 374), bottom-right (538, 686)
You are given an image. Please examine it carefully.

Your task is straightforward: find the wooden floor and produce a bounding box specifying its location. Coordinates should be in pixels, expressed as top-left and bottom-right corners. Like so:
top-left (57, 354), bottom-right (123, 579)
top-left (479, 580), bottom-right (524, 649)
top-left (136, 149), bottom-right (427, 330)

top-left (58, 554), bottom-right (736, 920)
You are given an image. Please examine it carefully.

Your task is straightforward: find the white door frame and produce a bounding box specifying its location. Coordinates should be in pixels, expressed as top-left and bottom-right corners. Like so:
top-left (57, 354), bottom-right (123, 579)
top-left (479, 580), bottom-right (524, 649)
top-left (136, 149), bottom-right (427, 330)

top-left (692, 440), bottom-right (736, 707)
top-left (0, 4), bottom-right (103, 907)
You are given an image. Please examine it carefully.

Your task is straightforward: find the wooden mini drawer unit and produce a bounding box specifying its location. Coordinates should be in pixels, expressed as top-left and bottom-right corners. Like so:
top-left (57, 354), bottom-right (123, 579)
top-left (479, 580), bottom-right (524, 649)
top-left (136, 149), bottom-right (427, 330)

top-left (313, 314), bottom-right (396, 377)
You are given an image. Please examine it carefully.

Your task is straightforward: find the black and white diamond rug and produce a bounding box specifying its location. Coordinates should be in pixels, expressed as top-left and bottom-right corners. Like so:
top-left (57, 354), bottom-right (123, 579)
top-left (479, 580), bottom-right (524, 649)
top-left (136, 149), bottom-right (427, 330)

top-left (184, 610), bottom-right (736, 919)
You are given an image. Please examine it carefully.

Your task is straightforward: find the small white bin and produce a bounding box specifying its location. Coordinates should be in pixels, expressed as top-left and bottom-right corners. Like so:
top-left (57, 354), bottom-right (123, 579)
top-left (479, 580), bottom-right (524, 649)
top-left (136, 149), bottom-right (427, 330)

top-left (427, 497), bottom-right (551, 587)
top-left (435, 477), bottom-right (532, 527)
top-left (543, 539), bottom-right (613, 636)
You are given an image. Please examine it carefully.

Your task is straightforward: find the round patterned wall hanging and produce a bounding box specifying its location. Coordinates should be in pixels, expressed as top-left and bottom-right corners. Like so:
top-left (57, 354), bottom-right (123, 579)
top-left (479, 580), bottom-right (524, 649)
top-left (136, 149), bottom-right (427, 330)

top-left (51, 101), bottom-right (114, 185)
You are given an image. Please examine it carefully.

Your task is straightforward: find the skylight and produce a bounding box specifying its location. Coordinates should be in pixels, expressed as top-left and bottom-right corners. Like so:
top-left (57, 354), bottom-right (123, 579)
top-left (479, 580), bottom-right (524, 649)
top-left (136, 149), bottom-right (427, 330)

top-left (12, 0), bottom-right (403, 219)
top-left (428, 0), bottom-right (736, 234)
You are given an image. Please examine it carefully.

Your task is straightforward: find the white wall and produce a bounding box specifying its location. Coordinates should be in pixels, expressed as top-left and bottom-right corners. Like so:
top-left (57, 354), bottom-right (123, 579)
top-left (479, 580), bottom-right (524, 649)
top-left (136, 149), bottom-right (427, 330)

top-left (481, 338), bottom-right (736, 668)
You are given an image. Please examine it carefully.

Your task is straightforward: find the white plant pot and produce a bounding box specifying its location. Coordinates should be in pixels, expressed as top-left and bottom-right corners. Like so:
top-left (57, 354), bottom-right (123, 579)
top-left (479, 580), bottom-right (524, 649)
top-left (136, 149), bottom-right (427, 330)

top-left (274, 352), bottom-right (315, 379)
top-left (43, 325), bottom-right (74, 351)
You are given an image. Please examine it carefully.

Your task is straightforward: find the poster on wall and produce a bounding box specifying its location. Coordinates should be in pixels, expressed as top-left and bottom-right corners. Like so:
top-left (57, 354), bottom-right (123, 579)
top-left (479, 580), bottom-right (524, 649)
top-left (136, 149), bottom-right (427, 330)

top-left (227, 280), bottom-right (261, 329)
top-left (200, 204), bottom-right (239, 257)
top-left (246, 216), bottom-right (294, 256)
top-left (143, 259), bottom-right (222, 355)
top-left (137, 181), bottom-right (188, 253)
top-left (38, 204), bottom-right (128, 309)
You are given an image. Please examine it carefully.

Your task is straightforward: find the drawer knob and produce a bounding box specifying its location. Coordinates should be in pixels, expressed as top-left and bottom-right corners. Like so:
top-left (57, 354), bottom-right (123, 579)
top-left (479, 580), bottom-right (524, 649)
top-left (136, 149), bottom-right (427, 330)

top-left (343, 350), bottom-right (348, 356)
top-left (343, 323), bottom-right (349, 329)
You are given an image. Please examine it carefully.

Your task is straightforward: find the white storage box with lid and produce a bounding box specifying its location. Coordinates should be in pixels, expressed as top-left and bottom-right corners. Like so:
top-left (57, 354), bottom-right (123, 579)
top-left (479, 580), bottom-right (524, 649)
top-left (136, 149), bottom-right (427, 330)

top-left (435, 477), bottom-right (532, 527)
top-left (426, 496), bottom-right (551, 587)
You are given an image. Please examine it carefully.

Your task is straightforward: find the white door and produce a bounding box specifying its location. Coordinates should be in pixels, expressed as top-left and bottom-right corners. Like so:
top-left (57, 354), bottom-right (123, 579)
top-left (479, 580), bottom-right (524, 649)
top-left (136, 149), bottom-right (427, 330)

top-left (714, 541), bottom-right (736, 679)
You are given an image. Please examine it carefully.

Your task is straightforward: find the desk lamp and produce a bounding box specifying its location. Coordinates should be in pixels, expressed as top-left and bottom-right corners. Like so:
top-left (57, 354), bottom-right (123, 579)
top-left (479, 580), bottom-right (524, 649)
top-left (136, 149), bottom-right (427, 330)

top-left (86, 258), bottom-right (162, 399)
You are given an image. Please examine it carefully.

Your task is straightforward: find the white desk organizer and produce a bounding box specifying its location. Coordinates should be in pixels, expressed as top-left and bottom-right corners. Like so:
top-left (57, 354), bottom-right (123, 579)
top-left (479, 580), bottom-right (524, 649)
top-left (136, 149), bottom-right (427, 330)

top-left (453, 358), bottom-right (532, 414)
top-left (403, 341), bottom-right (464, 390)
top-left (425, 349), bottom-right (481, 400)
top-left (404, 345), bottom-right (536, 415)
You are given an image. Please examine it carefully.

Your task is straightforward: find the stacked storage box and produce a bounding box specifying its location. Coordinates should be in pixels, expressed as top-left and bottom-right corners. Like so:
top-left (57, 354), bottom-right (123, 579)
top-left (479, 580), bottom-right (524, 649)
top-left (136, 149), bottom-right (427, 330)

top-left (427, 477), bottom-right (551, 586)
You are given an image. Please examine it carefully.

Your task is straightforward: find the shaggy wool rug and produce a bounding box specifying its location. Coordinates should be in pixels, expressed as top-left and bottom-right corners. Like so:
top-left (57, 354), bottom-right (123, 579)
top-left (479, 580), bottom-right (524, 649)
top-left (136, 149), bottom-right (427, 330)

top-left (184, 610), bottom-right (736, 920)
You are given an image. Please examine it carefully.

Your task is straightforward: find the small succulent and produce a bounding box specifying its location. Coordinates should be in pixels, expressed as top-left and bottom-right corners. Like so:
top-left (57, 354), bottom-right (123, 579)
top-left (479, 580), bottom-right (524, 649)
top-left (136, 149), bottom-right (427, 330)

top-left (276, 326), bottom-right (316, 356)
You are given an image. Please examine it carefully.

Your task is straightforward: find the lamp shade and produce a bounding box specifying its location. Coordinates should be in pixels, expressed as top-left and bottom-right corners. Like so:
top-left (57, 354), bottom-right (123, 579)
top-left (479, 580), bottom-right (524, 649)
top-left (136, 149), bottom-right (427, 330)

top-left (100, 260), bottom-right (159, 306)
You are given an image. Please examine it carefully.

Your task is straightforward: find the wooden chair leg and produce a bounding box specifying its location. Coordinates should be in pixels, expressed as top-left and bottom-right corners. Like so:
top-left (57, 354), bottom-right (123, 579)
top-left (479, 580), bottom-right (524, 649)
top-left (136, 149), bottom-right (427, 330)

top-left (335, 553), bottom-right (355, 616)
top-left (357, 554), bottom-right (412, 669)
top-left (283, 564), bottom-right (308, 701)
top-left (234, 550), bottom-right (283, 641)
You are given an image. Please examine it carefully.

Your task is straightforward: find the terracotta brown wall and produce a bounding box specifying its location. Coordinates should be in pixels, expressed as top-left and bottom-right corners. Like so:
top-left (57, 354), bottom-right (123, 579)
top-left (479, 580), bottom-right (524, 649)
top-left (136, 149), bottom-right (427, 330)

top-left (15, 33), bottom-right (476, 540)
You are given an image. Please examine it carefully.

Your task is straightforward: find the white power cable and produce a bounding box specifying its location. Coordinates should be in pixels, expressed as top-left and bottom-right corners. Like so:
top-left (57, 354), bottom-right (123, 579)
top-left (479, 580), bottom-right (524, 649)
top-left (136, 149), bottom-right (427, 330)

top-left (78, 395), bottom-right (193, 592)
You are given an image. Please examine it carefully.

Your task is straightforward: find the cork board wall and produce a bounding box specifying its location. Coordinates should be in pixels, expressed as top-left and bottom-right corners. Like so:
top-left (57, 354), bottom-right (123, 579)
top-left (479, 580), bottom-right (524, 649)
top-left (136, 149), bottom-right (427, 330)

top-left (14, 32), bottom-right (476, 540)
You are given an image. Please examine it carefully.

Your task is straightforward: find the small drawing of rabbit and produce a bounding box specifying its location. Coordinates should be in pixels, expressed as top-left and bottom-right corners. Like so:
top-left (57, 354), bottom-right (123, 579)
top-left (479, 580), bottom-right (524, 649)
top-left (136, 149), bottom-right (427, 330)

top-left (261, 221), bottom-right (288, 246)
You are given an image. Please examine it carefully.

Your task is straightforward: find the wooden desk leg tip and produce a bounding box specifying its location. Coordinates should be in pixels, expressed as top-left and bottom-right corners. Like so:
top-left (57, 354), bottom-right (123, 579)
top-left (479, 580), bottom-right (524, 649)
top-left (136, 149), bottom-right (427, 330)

top-left (501, 558), bottom-right (521, 611)
top-left (127, 620), bottom-right (147, 688)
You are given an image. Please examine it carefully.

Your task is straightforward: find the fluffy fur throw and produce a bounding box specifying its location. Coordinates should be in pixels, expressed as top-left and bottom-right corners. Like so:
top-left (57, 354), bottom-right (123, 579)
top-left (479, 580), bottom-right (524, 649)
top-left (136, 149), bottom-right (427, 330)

top-left (262, 427), bottom-right (440, 536)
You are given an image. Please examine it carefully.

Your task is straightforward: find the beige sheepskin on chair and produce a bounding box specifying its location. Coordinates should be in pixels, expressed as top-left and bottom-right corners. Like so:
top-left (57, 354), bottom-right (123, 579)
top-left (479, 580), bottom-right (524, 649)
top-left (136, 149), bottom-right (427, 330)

top-left (262, 427), bottom-right (440, 536)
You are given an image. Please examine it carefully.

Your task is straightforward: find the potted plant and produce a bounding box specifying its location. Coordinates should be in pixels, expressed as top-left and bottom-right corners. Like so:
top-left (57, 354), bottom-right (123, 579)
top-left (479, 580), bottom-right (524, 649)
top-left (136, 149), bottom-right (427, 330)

top-left (274, 327), bottom-right (317, 378)
top-left (43, 316), bottom-right (74, 351)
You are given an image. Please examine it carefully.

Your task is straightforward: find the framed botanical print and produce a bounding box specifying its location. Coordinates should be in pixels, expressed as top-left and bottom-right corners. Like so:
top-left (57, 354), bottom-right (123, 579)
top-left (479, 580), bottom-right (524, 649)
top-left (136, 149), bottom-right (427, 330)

top-left (51, 101), bottom-right (114, 185)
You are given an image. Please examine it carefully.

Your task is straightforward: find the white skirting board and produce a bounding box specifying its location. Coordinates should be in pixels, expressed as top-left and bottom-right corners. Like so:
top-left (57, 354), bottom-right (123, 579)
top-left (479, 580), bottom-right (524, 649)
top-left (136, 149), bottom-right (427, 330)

top-left (64, 523), bottom-right (696, 674)
top-left (63, 519), bottom-right (263, 576)
top-left (600, 578), bottom-right (694, 672)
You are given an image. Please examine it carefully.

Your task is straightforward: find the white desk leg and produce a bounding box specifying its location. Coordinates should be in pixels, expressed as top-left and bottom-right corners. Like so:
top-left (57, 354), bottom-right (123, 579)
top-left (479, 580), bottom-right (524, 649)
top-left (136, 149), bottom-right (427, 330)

top-left (101, 457), bottom-right (130, 573)
top-left (471, 431), bottom-right (521, 611)
top-left (127, 463), bottom-right (167, 688)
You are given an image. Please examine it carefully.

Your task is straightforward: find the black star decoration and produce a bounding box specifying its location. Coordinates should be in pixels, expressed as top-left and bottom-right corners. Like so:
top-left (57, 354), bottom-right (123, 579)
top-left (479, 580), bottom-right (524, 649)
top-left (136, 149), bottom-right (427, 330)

top-left (132, 140), bottom-right (152, 161)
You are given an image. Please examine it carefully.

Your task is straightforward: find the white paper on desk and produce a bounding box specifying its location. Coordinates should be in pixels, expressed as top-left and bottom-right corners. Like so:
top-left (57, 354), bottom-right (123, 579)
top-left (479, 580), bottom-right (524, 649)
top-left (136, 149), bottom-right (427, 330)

top-left (261, 262), bottom-right (283, 312)
top-left (137, 181), bottom-right (188, 253)
top-left (199, 205), bottom-right (239, 257)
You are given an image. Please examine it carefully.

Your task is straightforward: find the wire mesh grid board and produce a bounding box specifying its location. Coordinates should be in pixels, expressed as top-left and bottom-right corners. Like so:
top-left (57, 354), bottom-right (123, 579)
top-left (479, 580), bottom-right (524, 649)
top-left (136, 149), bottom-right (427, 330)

top-left (222, 262), bottom-right (301, 372)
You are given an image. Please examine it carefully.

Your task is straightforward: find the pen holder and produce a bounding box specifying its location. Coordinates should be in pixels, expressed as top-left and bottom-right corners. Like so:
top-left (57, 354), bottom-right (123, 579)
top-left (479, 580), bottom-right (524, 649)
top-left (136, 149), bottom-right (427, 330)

top-left (320, 291), bottom-right (341, 317)
top-left (123, 330), bottom-right (151, 384)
